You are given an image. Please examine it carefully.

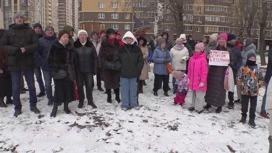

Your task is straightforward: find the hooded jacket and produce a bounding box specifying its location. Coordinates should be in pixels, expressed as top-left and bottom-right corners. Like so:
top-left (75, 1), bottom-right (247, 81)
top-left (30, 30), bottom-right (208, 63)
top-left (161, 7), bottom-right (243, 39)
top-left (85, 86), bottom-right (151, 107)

top-left (0, 23), bottom-right (38, 70)
top-left (241, 38), bottom-right (256, 66)
top-left (115, 31), bottom-right (144, 78)
top-left (170, 44), bottom-right (189, 71)
top-left (187, 51), bottom-right (208, 91)
top-left (63, 25), bottom-right (75, 44)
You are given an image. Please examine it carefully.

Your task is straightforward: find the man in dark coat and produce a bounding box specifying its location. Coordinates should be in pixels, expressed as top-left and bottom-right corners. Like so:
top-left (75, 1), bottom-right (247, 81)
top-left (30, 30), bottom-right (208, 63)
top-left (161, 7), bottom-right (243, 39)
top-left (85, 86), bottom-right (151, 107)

top-left (227, 33), bottom-right (242, 109)
top-left (33, 23), bottom-right (45, 97)
top-left (0, 12), bottom-right (40, 117)
top-left (37, 25), bottom-right (57, 105)
top-left (261, 44), bottom-right (272, 118)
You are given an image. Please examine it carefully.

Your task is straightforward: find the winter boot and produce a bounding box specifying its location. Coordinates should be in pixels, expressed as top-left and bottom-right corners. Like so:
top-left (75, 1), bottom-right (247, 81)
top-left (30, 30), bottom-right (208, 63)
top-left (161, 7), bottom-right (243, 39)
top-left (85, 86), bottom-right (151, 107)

top-left (78, 100), bottom-right (84, 108)
top-left (154, 91), bottom-right (158, 96)
top-left (88, 101), bottom-right (97, 108)
top-left (234, 99), bottom-right (241, 103)
top-left (114, 88), bottom-right (121, 103)
top-left (260, 111), bottom-right (270, 119)
top-left (48, 100), bottom-right (53, 106)
top-left (14, 109), bottom-right (22, 117)
top-left (37, 91), bottom-right (45, 97)
top-left (106, 89), bottom-right (112, 103)
top-left (98, 86), bottom-right (104, 92)
top-left (239, 116), bottom-right (246, 124)
top-left (215, 106), bottom-right (222, 113)
top-left (228, 102), bottom-right (234, 109)
top-left (50, 103), bottom-right (58, 117)
top-left (0, 98), bottom-right (7, 108)
top-left (204, 104), bottom-right (211, 110)
top-left (6, 97), bottom-right (13, 104)
top-left (63, 101), bottom-right (71, 114)
top-left (138, 80), bottom-right (143, 94)
top-left (164, 91), bottom-right (169, 97)
top-left (30, 106), bottom-right (41, 114)
top-left (188, 107), bottom-right (195, 112)
top-left (248, 119), bottom-right (256, 128)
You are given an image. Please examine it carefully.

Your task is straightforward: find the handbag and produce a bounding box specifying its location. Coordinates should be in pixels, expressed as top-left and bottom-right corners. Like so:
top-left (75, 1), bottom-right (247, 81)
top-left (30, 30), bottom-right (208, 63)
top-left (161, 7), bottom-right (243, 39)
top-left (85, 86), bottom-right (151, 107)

top-left (52, 69), bottom-right (68, 80)
top-left (166, 63), bottom-right (172, 74)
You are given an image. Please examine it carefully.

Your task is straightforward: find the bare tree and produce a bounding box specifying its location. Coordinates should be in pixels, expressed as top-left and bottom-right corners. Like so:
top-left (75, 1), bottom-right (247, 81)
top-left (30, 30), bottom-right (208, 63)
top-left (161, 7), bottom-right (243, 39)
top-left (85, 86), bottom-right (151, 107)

top-left (257, 0), bottom-right (269, 65)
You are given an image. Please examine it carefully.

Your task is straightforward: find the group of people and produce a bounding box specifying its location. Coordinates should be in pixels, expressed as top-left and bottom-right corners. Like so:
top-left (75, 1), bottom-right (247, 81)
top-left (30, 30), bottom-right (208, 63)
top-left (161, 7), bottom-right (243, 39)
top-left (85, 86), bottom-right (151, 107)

top-left (0, 12), bottom-right (271, 127)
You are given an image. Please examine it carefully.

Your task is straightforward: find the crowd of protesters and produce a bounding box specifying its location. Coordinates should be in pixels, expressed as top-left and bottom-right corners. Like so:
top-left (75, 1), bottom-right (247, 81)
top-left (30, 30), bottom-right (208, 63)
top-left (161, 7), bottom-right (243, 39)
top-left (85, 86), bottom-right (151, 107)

top-left (0, 13), bottom-right (272, 131)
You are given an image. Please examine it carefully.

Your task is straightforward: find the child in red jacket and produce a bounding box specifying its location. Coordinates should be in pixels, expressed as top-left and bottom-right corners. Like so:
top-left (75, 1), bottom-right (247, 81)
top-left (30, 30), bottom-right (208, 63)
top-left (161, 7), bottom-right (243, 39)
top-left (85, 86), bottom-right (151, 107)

top-left (187, 43), bottom-right (208, 113)
top-left (172, 70), bottom-right (188, 105)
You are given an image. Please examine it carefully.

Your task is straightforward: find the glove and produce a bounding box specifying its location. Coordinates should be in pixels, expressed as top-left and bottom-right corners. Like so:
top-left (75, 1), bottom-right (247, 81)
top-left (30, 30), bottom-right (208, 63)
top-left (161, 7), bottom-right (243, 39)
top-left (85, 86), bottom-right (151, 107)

top-left (164, 59), bottom-right (168, 63)
top-left (180, 59), bottom-right (185, 63)
top-left (199, 82), bottom-right (204, 87)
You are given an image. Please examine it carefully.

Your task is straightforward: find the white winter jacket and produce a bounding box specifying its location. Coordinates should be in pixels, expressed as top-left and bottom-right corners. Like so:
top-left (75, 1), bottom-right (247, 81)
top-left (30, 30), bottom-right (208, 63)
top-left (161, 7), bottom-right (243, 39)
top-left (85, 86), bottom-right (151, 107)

top-left (170, 46), bottom-right (189, 71)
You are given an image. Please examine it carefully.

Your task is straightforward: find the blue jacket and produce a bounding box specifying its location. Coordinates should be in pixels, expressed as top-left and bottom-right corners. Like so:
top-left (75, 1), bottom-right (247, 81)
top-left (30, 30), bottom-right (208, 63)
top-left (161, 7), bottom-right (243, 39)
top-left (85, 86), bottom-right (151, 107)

top-left (36, 35), bottom-right (57, 71)
top-left (152, 46), bottom-right (172, 75)
top-left (265, 47), bottom-right (272, 83)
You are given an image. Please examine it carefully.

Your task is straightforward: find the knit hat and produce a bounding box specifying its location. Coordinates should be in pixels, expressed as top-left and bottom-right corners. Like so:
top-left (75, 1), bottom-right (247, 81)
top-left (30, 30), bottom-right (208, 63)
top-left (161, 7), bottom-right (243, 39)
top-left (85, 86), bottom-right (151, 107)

top-left (179, 34), bottom-right (187, 43)
top-left (157, 38), bottom-right (166, 47)
top-left (14, 12), bottom-right (24, 19)
top-left (210, 33), bottom-right (218, 41)
top-left (218, 32), bottom-right (228, 41)
top-left (58, 30), bottom-right (69, 40)
top-left (78, 29), bottom-right (88, 37)
top-left (195, 42), bottom-right (205, 51)
top-left (172, 71), bottom-right (184, 80)
top-left (33, 23), bottom-right (42, 30)
top-left (106, 28), bottom-right (115, 36)
top-left (44, 25), bottom-right (54, 32)
top-left (247, 52), bottom-right (256, 59)
top-left (244, 37), bottom-right (252, 47)
top-left (227, 33), bottom-right (236, 41)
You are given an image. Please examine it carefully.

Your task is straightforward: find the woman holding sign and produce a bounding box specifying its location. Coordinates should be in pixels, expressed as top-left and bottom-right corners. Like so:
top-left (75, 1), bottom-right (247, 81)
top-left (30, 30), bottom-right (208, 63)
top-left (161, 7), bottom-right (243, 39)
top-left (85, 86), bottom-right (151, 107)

top-left (204, 33), bottom-right (229, 113)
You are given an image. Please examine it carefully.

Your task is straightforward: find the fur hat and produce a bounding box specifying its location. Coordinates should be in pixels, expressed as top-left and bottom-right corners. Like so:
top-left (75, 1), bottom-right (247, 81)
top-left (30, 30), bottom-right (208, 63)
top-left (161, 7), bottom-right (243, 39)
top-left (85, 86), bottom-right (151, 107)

top-left (14, 12), bottom-right (24, 19)
top-left (77, 29), bottom-right (88, 37)
top-left (218, 32), bottom-right (228, 41)
top-left (210, 33), bottom-right (218, 41)
top-left (195, 42), bottom-right (205, 51)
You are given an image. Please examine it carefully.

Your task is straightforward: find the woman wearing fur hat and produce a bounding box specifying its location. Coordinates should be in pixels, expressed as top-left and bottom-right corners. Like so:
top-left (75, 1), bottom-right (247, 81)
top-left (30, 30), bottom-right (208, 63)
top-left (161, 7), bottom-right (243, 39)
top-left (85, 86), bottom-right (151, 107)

top-left (74, 30), bottom-right (98, 109)
top-left (115, 31), bottom-right (144, 110)
top-left (204, 32), bottom-right (229, 113)
top-left (137, 37), bottom-right (149, 93)
top-left (152, 38), bottom-right (172, 96)
top-left (98, 28), bottom-right (121, 103)
top-left (170, 37), bottom-right (189, 94)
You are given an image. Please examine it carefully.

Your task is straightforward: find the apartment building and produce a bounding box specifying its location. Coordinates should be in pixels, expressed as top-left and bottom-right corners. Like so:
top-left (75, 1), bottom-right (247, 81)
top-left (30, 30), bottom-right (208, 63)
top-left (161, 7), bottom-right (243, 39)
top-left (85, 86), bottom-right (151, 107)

top-left (79, 0), bottom-right (134, 35)
top-left (58, 0), bottom-right (79, 32)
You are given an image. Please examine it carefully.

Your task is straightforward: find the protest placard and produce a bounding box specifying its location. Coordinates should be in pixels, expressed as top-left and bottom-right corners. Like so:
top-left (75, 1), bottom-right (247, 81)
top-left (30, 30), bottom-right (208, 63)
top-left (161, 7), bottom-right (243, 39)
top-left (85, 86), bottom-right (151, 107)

top-left (209, 50), bottom-right (230, 66)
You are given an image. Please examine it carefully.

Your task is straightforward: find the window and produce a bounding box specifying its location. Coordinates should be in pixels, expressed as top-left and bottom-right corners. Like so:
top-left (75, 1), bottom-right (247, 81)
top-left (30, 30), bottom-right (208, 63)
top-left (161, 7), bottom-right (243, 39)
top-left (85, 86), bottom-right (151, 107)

top-left (4, 0), bottom-right (9, 6)
top-left (125, 14), bottom-right (130, 19)
top-left (196, 27), bottom-right (201, 32)
top-left (98, 2), bottom-right (105, 8)
top-left (124, 24), bottom-right (130, 30)
top-left (100, 24), bottom-right (105, 29)
top-left (98, 13), bottom-right (105, 19)
top-left (112, 2), bottom-right (118, 8)
top-left (111, 24), bottom-right (119, 30)
top-left (184, 26), bottom-right (193, 31)
top-left (111, 13), bottom-right (119, 19)
top-left (184, 4), bottom-right (192, 10)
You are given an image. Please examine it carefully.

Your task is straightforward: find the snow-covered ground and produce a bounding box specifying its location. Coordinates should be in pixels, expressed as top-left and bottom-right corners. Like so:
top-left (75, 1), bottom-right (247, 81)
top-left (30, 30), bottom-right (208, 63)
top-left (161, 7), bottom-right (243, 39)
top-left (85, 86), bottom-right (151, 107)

top-left (0, 63), bottom-right (270, 153)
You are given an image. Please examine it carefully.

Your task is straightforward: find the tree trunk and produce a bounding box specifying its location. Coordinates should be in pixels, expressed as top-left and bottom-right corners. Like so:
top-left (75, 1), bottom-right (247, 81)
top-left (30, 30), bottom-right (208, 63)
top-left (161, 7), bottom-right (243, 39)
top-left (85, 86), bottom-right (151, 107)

top-left (259, 0), bottom-right (268, 65)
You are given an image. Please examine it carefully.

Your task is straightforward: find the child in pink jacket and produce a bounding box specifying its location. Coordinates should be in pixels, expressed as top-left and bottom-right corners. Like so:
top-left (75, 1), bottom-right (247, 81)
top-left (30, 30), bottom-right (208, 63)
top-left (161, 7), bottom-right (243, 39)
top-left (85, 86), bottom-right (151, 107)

top-left (172, 70), bottom-right (188, 105)
top-left (187, 42), bottom-right (208, 114)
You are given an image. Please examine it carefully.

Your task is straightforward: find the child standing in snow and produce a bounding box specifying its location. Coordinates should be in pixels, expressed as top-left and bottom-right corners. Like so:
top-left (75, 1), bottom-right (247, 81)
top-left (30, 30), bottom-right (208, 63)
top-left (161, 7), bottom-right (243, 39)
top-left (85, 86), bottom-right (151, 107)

top-left (187, 43), bottom-right (208, 114)
top-left (172, 71), bottom-right (188, 105)
top-left (238, 53), bottom-right (263, 128)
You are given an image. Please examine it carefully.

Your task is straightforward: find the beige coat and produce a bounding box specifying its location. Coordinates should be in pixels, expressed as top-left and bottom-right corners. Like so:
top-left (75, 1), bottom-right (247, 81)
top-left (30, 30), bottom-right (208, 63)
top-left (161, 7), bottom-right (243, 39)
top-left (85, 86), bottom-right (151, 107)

top-left (139, 46), bottom-right (149, 80)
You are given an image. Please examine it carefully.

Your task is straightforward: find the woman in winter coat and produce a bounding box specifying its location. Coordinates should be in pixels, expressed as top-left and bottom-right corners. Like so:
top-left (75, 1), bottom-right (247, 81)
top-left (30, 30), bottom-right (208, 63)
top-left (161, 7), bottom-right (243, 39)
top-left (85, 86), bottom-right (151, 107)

top-left (152, 38), bottom-right (172, 96)
top-left (115, 31), bottom-right (144, 110)
top-left (187, 43), bottom-right (208, 114)
top-left (74, 30), bottom-right (97, 109)
top-left (205, 33), bottom-right (229, 113)
top-left (170, 37), bottom-right (189, 94)
top-left (205, 33), bottom-right (218, 58)
top-left (98, 28), bottom-right (120, 103)
top-left (137, 37), bottom-right (149, 93)
top-left (47, 30), bottom-right (76, 117)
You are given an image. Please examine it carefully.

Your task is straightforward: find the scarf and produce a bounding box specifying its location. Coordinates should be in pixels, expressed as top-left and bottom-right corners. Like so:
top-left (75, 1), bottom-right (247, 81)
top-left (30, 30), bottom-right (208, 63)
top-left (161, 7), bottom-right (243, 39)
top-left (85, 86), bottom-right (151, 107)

top-left (173, 44), bottom-right (184, 50)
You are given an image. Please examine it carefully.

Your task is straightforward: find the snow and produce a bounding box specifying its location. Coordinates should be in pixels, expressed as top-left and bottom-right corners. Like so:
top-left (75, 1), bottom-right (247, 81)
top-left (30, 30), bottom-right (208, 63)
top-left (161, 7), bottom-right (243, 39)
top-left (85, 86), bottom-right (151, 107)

top-left (0, 63), bottom-right (270, 153)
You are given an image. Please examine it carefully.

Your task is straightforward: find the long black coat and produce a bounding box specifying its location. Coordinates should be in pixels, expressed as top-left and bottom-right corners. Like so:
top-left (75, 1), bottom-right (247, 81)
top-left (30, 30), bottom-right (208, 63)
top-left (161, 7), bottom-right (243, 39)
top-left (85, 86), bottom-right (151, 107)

top-left (0, 23), bottom-right (38, 70)
top-left (205, 45), bottom-right (228, 107)
top-left (47, 41), bottom-right (75, 103)
top-left (98, 38), bottom-right (120, 89)
top-left (265, 47), bottom-right (272, 83)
